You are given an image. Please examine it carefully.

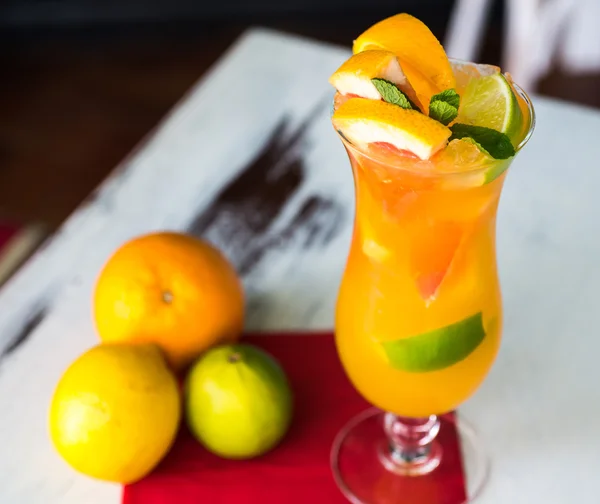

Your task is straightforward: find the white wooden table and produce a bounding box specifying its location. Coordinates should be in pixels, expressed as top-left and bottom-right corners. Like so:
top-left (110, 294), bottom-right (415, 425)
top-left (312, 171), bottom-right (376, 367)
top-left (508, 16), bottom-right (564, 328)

top-left (1, 28), bottom-right (600, 504)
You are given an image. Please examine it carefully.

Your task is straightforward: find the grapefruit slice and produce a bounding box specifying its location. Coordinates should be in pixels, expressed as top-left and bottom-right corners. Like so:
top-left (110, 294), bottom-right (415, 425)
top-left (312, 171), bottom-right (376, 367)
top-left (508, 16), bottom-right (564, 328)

top-left (332, 97), bottom-right (451, 160)
top-left (329, 50), bottom-right (421, 110)
top-left (409, 220), bottom-right (463, 300)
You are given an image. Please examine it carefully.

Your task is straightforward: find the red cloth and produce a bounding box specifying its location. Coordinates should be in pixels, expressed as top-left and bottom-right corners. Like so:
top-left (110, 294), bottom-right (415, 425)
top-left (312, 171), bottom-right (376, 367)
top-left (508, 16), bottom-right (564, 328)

top-left (123, 333), bottom-right (466, 504)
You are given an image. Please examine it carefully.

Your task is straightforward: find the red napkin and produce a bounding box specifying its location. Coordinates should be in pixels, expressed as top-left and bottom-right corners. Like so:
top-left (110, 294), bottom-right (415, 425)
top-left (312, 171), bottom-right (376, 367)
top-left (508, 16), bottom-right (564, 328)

top-left (123, 333), bottom-right (466, 504)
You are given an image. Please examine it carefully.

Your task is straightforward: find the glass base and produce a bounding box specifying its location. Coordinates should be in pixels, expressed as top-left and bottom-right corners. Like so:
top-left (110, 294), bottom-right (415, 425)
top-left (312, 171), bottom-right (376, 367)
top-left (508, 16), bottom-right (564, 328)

top-left (331, 408), bottom-right (488, 504)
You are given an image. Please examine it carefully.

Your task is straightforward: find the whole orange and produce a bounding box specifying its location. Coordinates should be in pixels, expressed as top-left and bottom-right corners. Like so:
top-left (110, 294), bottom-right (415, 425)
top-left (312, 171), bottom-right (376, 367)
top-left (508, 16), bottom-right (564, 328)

top-left (93, 232), bottom-right (244, 370)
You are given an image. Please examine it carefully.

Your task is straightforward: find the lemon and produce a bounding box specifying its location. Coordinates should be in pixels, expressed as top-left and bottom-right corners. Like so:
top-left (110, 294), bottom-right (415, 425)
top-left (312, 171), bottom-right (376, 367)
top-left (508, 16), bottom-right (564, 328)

top-left (333, 97), bottom-right (451, 160)
top-left (185, 343), bottom-right (293, 459)
top-left (329, 50), bottom-right (421, 110)
top-left (49, 343), bottom-right (181, 483)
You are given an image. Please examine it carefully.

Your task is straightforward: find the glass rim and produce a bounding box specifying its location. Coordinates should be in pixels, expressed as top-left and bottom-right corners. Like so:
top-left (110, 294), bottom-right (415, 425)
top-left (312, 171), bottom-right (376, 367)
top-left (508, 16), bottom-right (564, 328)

top-left (332, 72), bottom-right (536, 178)
top-left (512, 81), bottom-right (536, 152)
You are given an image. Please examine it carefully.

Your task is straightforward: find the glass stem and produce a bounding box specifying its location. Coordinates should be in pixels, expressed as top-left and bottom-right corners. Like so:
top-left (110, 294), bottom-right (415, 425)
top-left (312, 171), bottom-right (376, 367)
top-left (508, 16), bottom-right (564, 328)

top-left (379, 412), bottom-right (442, 476)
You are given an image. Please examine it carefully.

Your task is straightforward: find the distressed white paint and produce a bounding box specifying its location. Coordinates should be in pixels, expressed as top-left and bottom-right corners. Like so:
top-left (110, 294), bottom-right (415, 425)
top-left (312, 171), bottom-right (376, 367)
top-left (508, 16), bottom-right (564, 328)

top-left (1, 28), bottom-right (600, 504)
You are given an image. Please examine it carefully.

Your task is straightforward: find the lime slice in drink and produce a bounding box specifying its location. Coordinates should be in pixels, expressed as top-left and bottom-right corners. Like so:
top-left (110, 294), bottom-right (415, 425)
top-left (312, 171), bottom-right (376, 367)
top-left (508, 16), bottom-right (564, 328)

top-left (434, 138), bottom-right (511, 188)
top-left (458, 73), bottom-right (523, 144)
top-left (380, 313), bottom-right (486, 372)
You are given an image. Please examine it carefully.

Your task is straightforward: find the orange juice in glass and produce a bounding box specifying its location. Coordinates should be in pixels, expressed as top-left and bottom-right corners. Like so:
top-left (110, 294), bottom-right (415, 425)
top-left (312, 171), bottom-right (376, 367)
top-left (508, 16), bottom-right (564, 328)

top-left (329, 13), bottom-right (534, 504)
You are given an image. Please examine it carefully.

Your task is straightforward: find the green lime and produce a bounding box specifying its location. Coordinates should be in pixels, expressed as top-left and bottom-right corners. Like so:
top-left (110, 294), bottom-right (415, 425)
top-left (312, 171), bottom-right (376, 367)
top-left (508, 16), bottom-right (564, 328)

top-left (184, 343), bottom-right (293, 459)
top-left (381, 313), bottom-right (486, 372)
top-left (458, 73), bottom-right (523, 144)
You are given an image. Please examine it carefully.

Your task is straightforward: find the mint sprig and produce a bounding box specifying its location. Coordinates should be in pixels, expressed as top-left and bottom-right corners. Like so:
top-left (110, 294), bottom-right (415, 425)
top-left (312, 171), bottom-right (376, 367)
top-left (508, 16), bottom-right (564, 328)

top-left (371, 78), bottom-right (418, 110)
top-left (429, 101), bottom-right (457, 126)
top-left (431, 89), bottom-right (460, 109)
top-left (429, 89), bottom-right (460, 125)
top-left (450, 123), bottom-right (516, 159)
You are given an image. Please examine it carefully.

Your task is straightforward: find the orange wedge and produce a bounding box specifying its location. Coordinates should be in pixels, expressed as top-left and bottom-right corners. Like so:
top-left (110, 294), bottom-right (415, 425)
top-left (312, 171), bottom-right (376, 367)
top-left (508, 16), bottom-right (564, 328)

top-left (329, 50), bottom-right (421, 110)
top-left (353, 13), bottom-right (455, 108)
top-left (333, 97), bottom-right (451, 160)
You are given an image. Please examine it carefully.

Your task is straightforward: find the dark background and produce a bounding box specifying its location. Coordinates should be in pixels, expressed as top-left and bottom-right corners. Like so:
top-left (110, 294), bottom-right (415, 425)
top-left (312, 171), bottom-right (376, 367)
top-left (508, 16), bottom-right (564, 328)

top-left (0, 0), bottom-right (596, 232)
top-left (0, 1), bottom-right (456, 26)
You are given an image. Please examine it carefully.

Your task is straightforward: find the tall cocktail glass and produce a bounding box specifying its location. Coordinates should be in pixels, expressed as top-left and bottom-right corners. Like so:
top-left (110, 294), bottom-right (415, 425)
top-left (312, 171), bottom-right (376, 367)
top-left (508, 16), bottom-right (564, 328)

top-left (331, 82), bottom-right (535, 503)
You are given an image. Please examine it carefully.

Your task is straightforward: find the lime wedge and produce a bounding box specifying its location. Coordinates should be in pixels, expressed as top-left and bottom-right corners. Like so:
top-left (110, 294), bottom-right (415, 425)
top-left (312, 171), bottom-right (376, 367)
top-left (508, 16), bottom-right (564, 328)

top-left (458, 73), bottom-right (523, 144)
top-left (381, 313), bottom-right (486, 372)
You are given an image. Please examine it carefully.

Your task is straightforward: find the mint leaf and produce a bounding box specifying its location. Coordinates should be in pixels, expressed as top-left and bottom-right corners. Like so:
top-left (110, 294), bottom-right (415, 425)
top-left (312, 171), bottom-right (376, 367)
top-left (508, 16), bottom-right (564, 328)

top-left (429, 89), bottom-right (460, 125)
top-left (450, 123), bottom-right (516, 159)
top-left (431, 89), bottom-right (460, 109)
top-left (371, 78), bottom-right (417, 110)
top-left (429, 101), bottom-right (458, 125)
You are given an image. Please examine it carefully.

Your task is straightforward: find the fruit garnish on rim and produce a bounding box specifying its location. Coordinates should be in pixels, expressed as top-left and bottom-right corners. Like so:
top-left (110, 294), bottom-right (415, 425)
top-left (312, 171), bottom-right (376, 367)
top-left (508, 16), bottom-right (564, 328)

top-left (330, 12), bottom-right (526, 169)
top-left (458, 73), bottom-right (523, 143)
top-left (332, 97), bottom-right (451, 160)
top-left (352, 13), bottom-right (456, 109)
top-left (451, 60), bottom-right (500, 94)
top-left (329, 50), bottom-right (421, 110)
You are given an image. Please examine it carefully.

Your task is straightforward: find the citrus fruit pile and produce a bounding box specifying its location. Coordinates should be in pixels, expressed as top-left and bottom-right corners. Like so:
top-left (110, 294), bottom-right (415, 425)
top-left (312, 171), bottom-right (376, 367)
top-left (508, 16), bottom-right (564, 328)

top-left (49, 232), bottom-right (293, 484)
top-left (329, 13), bottom-right (528, 180)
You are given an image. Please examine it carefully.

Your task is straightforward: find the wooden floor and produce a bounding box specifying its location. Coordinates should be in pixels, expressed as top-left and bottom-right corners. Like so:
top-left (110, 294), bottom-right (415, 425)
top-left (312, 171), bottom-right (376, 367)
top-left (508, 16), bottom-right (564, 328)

top-left (1, 19), bottom-right (599, 232)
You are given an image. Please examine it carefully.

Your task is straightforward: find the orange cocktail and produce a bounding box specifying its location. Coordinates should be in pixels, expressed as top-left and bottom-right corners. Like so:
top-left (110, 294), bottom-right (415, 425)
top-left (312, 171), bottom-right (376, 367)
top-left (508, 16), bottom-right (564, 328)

top-left (328, 12), bottom-right (534, 504)
top-left (336, 140), bottom-right (508, 418)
